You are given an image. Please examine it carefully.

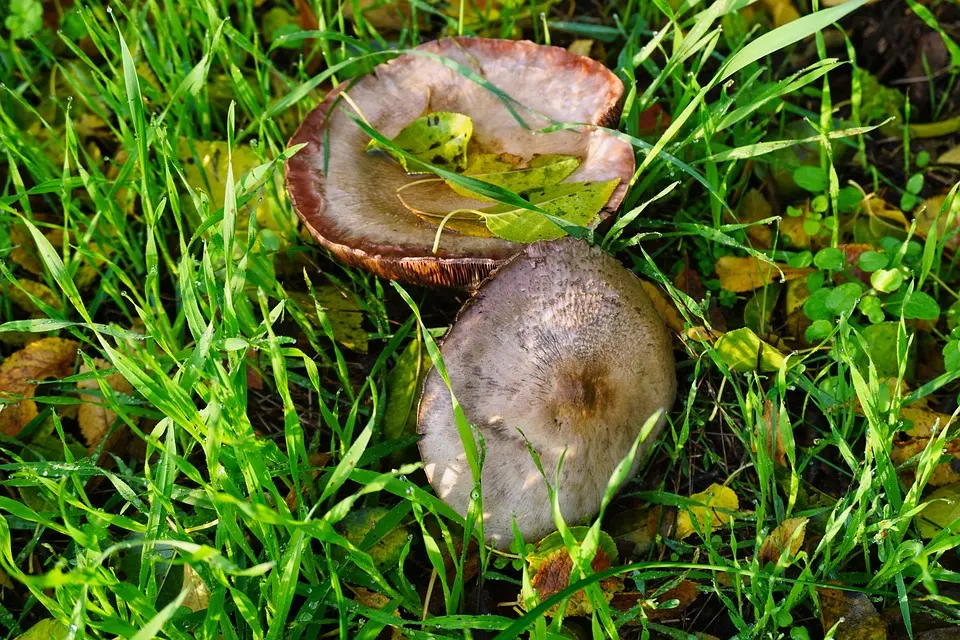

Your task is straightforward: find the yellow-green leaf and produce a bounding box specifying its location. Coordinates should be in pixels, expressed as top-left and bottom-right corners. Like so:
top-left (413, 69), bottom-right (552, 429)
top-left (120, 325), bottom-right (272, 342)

top-left (286, 288), bottom-right (368, 353)
top-left (383, 336), bottom-right (431, 446)
top-left (918, 485), bottom-right (960, 539)
top-left (366, 112), bottom-right (473, 173)
top-left (714, 327), bottom-right (786, 373)
top-left (14, 620), bottom-right (69, 640)
top-left (447, 155), bottom-right (581, 200)
top-left (483, 179), bottom-right (619, 243)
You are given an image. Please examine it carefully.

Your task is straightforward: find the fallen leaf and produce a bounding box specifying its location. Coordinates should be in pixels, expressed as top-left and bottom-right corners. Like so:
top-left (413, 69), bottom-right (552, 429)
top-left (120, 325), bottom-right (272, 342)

top-left (338, 507), bottom-right (409, 569)
top-left (610, 580), bottom-right (700, 622)
top-left (757, 399), bottom-right (789, 466)
top-left (284, 450), bottom-right (332, 511)
top-left (182, 564), bottom-right (211, 613)
top-left (817, 584), bottom-right (887, 640)
top-left (759, 517), bottom-right (807, 565)
top-left (714, 327), bottom-right (787, 373)
top-left (0, 338), bottom-right (78, 437)
top-left (640, 281), bottom-right (685, 333)
top-left (178, 138), bottom-right (294, 242)
top-left (892, 437), bottom-right (960, 488)
top-left (567, 39), bottom-right (594, 57)
top-left (760, 0), bottom-right (800, 27)
top-left (4, 279), bottom-right (61, 317)
top-left (447, 155), bottom-right (580, 200)
top-left (675, 483), bottom-right (739, 539)
top-left (911, 114), bottom-right (960, 139)
top-left (917, 485), bottom-right (960, 539)
top-left (383, 337), bottom-right (432, 447)
top-left (637, 103), bottom-right (672, 136)
top-left (367, 112), bottom-right (473, 173)
top-left (743, 283), bottom-right (782, 334)
top-left (938, 145), bottom-right (960, 165)
top-left (481, 179), bottom-right (621, 243)
top-left (608, 504), bottom-right (675, 557)
top-left (715, 256), bottom-right (813, 293)
top-left (13, 619), bottom-right (69, 640)
top-left (915, 193), bottom-right (960, 251)
top-left (527, 527), bottom-right (622, 617)
top-left (77, 358), bottom-right (134, 451)
top-left (286, 288), bottom-right (368, 353)
top-left (736, 188), bottom-right (774, 248)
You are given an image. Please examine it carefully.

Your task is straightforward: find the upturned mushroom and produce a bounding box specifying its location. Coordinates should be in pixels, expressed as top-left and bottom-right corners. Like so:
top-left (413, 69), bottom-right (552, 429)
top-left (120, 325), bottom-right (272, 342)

top-left (417, 238), bottom-right (676, 548)
top-left (285, 37), bottom-right (634, 288)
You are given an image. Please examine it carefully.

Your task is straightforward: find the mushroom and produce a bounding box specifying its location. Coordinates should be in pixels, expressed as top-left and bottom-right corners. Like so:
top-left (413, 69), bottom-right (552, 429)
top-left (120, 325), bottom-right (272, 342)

top-left (417, 238), bottom-right (676, 548)
top-left (285, 37), bottom-right (634, 288)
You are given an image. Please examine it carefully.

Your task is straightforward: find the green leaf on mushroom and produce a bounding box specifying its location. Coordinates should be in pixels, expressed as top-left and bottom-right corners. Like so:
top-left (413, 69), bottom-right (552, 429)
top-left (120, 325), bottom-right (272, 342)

top-left (481, 178), bottom-right (621, 243)
top-left (446, 154), bottom-right (582, 200)
top-left (366, 111), bottom-right (473, 173)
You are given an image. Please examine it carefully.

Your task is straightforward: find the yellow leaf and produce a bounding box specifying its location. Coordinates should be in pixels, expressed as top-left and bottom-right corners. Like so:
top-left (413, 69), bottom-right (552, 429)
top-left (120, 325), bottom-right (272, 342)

top-left (715, 256), bottom-right (812, 293)
top-left (567, 39), bottom-right (595, 58)
top-left (0, 338), bottom-right (78, 437)
top-left (675, 483), bottom-right (739, 539)
top-left (77, 358), bottom-right (134, 451)
top-left (760, 0), bottom-right (800, 27)
top-left (182, 564), bottom-right (211, 613)
top-left (759, 517), bottom-right (807, 564)
top-left (640, 281), bottom-right (685, 333)
top-left (4, 279), bottom-right (61, 317)
top-left (915, 193), bottom-right (960, 251)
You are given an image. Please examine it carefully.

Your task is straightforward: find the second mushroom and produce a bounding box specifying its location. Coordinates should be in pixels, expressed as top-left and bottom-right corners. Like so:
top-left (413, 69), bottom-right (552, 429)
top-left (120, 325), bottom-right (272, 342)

top-left (418, 238), bottom-right (677, 548)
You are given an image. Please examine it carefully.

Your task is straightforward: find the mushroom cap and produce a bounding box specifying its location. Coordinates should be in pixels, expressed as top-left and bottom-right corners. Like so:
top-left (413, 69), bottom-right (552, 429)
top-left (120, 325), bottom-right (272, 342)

top-left (285, 37), bottom-right (635, 288)
top-left (417, 238), bottom-right (677, 548)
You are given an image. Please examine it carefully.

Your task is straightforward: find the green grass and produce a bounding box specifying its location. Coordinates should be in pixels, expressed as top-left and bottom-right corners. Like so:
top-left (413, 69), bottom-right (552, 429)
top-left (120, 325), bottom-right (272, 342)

top-left (2, 0), bottom-right (960, 638)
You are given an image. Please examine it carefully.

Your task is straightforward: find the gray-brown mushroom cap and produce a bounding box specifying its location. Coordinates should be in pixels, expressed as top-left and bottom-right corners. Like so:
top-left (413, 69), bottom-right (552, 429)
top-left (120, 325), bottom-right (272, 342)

top-left (417, 238), bottom-right (677, 548)
top-left (285, 37), bottom-right (635, 288)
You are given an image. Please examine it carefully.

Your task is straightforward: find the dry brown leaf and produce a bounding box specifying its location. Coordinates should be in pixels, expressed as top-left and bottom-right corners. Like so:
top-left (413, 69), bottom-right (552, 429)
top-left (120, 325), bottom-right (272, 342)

top-left (530, 546), bottom-right (621, 616)
top-left (759, 517), bottom-right (807, 565)
top-left (818, 584), bottom-right (887, 640)
top-left (734, 189), bottom-right (773, 248)
top-left (637, 103), bottom-right (672, 137)
top-left (641, 281), bottom-right (685, 333)
top-left (675, 484), bottom-right (739, 539)
top-left (0, 338), bottom-right (78, 437)
top-left (77, 358), bottom-right (134, 450)
top-left (284, 451), bottom-right (334, 511)
top-left (715, 256), bottom-right (813, 293)
top-left (757, 400), bottom-right (788, 467)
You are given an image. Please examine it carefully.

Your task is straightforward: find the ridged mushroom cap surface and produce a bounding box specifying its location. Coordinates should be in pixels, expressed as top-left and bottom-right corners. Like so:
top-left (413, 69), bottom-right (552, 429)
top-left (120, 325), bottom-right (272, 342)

top-left (285, 37), bottom-right (635, 288)
top-left (417, 238), bottom-right (677, 548)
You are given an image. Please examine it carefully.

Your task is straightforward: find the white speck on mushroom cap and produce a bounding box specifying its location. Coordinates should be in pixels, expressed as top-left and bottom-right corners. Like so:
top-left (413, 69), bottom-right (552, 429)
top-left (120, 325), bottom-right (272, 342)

top-left (417, 238), bottom-right (677, 548)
